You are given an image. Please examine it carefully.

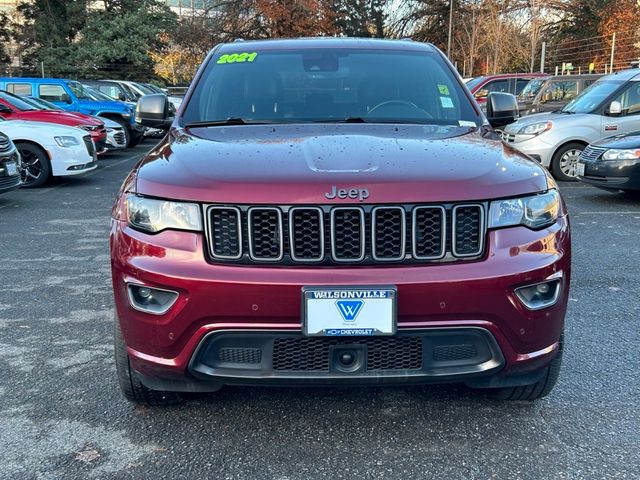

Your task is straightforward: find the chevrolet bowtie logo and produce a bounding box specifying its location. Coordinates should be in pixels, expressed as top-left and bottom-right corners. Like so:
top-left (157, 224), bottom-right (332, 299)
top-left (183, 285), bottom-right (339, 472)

top-left (335, 300), bottom-right (364, 321)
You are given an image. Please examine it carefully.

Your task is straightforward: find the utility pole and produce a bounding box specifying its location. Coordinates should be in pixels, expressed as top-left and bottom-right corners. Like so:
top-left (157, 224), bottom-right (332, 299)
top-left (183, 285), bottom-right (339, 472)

top-left (540, 42), bottom-right (546, 73)
top-left (447, 0), bottom-right (454, 58)
top-left (609, 32), bottom-right (616, 73)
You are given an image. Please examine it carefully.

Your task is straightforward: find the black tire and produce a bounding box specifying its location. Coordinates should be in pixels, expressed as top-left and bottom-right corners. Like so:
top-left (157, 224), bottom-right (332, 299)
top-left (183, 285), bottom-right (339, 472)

top-left (128, 132), bottom-right (143, 148)
top-left (489, 335), bottom-right (563, 401)
top-left (16, 142), bottom-right (51, 188)
top-left (551, 142), bottom-right (585, 182)
top-left (114, 317), bottom-right (183, 406)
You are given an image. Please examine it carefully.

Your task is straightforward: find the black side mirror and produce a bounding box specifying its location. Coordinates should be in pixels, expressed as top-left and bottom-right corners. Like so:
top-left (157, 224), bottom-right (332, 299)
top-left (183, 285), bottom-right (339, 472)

top-left (61, 93), bottom-right (72, 104)
top-left (0, 103), bottom-right (13, 113)
top-left (118, 92), bottom-right (126, 102)
top-left (486, 92), bottom-right (518, 128)
top-left (136, 94), bottom-right (172, 130)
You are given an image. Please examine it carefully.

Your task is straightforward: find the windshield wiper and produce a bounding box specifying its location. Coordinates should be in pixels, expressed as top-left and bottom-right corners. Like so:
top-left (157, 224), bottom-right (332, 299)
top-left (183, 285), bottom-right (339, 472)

top-left (184, 118), bottom-right (278, 127)
top-left (311, 117), bottom-right (368, 123)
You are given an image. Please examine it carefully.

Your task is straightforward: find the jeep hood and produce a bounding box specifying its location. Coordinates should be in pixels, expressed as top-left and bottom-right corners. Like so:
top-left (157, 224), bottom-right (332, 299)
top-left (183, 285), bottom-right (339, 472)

top-left (135, 124), bottom-right (550, 204)
top-left (80, 100), bottom-right (129, 113)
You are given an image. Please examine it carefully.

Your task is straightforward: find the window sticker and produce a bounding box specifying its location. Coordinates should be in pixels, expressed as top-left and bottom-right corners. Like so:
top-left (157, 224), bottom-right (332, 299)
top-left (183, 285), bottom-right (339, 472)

top-left (437, 84), bottom-right (450, 95)
top-left (459, 120), bottom-right (477, 127)
top-left (216, 52), bottom-right (258, 64)
top-left (440, 96), bottom-right (454, 109)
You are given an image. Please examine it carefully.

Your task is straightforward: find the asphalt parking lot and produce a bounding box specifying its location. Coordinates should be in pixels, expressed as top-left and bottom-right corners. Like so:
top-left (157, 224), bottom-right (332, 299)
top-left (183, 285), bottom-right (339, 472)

top-left (1, 142), bottom-right (639, 480)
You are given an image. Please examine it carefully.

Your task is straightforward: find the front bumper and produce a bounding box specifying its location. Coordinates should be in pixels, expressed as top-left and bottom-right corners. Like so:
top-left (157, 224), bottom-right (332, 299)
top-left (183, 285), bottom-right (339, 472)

top-left (111, 215), bottom-right (571, 390)
top-left (502, 133), bottom-right (555, 167)
top-left (578, 158), bottom-right (640, 191)
top-left (47, 143), bottom-right (97, 177)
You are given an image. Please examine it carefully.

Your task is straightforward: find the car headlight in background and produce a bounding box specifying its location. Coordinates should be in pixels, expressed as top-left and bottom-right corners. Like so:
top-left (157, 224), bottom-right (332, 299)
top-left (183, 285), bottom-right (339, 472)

top-left (78, 125), bottom-right (99, 132)
top-left (54, 136), bottom-right (80, 147)
top-left (126, 195), bottom-right (202, 233)
top-left (517, 121), bottom-right (552, 136)
top-left (602, 149), bottom-right (640, 161)
top-left (489, 189), bottom-right (560, 230)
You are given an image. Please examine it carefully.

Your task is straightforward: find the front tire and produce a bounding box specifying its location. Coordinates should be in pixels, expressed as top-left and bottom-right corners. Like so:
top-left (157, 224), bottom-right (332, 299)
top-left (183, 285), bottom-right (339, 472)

top-left (114, 317), bottom-right (183, 406)
top-left (551, 142), bottom-right (585, 182)
top-left (489, 335), bottom-right (563, 401)
top-left (16, 142), bottom-right (51, 188)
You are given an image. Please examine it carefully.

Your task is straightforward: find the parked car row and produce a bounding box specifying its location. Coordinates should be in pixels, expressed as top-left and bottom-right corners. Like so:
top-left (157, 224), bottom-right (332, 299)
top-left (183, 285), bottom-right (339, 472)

top-left (473, 69), bottom-right (640, 189)
top-left (0, 75), bottom-right (184, 191)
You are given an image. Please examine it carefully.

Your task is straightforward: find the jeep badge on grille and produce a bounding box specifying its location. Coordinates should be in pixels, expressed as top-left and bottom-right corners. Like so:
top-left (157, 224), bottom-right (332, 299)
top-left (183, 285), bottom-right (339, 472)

top-left (325, 186), bottom-right (370, 202)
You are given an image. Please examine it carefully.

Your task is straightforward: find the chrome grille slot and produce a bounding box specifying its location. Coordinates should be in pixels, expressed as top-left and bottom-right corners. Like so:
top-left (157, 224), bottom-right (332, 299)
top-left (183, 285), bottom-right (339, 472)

top-left (580, 145), bottom-right (606, 161)
top-left (452, 204), bottom-right (484, 257)
top-left (208, 207), bottom-right (242, 259)
top-left (412, 206), bottom-right (445, 259)
top-left (248, 207), bottom-right (283, 261)
top-left (372, 206), bottom-right (405, 261)
top-left (331, 207), bottom-right (365, 262)
top-left (82, 135), bottom-right (95, 156)
top-left (289, 207), bottom-right (324, 262)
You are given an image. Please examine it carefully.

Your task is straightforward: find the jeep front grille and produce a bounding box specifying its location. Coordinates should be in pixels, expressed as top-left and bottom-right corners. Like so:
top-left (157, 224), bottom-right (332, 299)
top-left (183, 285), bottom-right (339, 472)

top-left (204, 203), bottom-right (486, 266)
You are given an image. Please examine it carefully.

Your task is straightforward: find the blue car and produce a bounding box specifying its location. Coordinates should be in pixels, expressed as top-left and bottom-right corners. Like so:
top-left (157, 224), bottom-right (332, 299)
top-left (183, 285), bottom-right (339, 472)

top-left (0, 77), bottom-right (144, 147)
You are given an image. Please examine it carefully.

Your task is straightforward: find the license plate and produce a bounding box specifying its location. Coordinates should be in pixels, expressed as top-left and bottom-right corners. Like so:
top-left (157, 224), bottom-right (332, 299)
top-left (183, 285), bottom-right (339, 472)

top-left (577, 162), bottom-right (585, 177)
top-left (5, 162), bottom-right (17, 176)
top-left (302, 286), bottom-right (396, 336)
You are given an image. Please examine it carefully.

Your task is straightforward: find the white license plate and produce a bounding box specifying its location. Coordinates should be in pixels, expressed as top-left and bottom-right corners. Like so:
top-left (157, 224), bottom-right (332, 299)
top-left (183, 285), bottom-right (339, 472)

top-left (302, 286), bottom-right (396, 336)
top-left (5, 162), bottom-right (17, 176)
top-left (577, 162), bottom-right (585, 177)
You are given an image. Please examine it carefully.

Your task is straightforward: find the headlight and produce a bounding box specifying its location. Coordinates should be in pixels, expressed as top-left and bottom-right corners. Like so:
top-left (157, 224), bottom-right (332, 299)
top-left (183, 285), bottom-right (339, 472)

top-left (602, 149), bottom-right (640, 161)
top-left (79, 125), bottom-right (98, 132)
top-left (517, 121), bottom-right (552, 136)
top-left (126, 195), bottom-right (202, 233)
top-left (54, 136), bottom-right (80, 147)
top-left (489, 190), bottom-right (560, 230)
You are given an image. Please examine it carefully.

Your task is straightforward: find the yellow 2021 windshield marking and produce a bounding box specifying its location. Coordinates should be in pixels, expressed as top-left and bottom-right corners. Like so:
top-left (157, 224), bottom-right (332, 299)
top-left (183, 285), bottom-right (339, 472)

top-left (217, 52), bottom-right (258, 64)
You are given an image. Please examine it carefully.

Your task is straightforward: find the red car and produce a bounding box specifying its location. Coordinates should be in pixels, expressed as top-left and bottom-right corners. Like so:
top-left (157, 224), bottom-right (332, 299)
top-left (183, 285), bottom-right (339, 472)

top-left (112, 39), bottom-right (570, 405)
top-left (0, 90), bottom-right (107, 152)
top-left (466, 73), bottom-right (549, 108)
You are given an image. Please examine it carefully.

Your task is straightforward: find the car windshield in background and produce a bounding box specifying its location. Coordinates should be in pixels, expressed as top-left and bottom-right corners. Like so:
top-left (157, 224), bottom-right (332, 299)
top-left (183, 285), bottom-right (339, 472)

top-left (0, 91), bottom-right (38, 111)
top-left (28, 97), bottom-right (63, 110)
top-left (465, 77), bottom-right (484, 91)
top-left (68, 81), bottom-right (92, 100)
top-left (562, 80), bottom-right (622, 113)
top-left (133, 82), bottom-right (154, 94)
top-left (183, 49), bottom-right (479, 127)
top-left (83, 85), bottom-right (115, 102)
top-left (519, 78), bottom-right (546, 98)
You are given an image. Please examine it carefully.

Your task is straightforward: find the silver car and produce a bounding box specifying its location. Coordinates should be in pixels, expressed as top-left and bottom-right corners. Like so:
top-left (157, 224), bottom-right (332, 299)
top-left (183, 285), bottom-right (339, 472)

top-left (502, 69), bottom-right (640, 181)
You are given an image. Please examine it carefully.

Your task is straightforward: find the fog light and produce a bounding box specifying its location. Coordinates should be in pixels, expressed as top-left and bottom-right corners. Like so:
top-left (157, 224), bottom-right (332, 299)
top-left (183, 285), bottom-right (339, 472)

top-left (127, 283), bottom-right (178, 315)
top-left (515, 278), bottom-right (561, 310)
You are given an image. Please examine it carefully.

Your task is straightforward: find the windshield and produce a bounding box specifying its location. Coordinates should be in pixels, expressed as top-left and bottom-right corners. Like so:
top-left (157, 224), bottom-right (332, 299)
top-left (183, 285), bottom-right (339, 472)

top-left (145, 84), bottom-right (164, 94)
top-left (0, 91), bottom-right (38, 111)
top-left (562, 80), bottom-right (623, 113)
top-left (68, 81), bottom-right (93, 100)
top-left (519, 78), bottom-right (546, 99)
top-left (132, 82), bottom-right (154, 95)
top-left (82, 85), bottom-right (115, 102)
top-left (182, 48), bottom-right (479, 126)
top-left (465, 77), bottom-right (485, 91)
top-left (27, 97), bottom-right (62, 110)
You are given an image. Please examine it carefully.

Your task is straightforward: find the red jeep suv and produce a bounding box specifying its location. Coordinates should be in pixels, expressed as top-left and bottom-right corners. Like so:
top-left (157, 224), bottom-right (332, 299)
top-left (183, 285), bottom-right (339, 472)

top-left (111, 39), bottom-right (570, 405)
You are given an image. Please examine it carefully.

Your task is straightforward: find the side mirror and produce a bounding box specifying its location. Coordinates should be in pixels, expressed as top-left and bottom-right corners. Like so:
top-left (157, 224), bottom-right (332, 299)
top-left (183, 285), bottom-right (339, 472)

top-left (475, 88), bottom-right (489, 99)
top-left (608, 100), bottom-right (622, 116)
top-left (61, 93), bottom-right (72, 104)
top-left (0, 103), bottom-right (13, 113)
top-left (118, 92), bottom-right (126, 102)
top-left (135, 94), bottom-right (172, 130)
top-left (486, 92), bottom-right (518, 128)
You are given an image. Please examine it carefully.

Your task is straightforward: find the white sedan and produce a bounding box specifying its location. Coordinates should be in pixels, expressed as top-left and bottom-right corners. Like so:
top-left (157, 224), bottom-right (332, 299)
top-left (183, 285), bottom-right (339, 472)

top-left (0, 118), bottom-right (97, 188)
